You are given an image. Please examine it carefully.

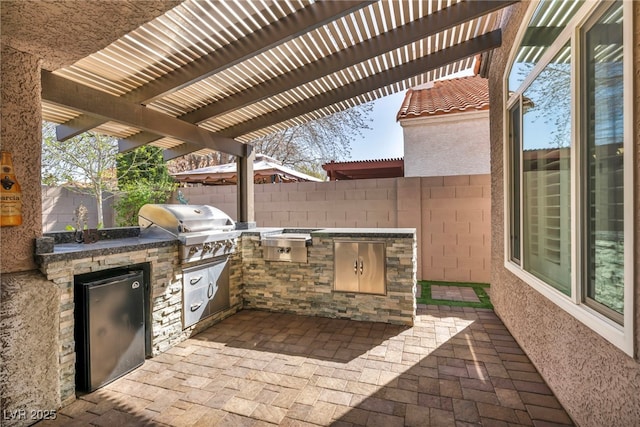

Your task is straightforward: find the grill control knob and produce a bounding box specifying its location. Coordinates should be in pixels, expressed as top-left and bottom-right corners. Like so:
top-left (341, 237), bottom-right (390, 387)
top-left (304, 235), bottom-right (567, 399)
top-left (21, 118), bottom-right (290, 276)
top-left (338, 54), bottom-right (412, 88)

top-left (224, 239), bottom-right (234, 250)
top-left (203, 242), bottom-right (212, 253)
top-left (188, 246), bottom-right (200, 256)
top-left (214, 242), bottom-right (223, 252)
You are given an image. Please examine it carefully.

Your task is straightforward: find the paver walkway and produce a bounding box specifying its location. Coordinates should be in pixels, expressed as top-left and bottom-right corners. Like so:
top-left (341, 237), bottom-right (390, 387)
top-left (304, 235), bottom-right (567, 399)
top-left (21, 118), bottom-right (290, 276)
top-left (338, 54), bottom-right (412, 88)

top-left (430, 286), bottom-right (481, 303)
top-left (38, 306), bottom-right (574, 426)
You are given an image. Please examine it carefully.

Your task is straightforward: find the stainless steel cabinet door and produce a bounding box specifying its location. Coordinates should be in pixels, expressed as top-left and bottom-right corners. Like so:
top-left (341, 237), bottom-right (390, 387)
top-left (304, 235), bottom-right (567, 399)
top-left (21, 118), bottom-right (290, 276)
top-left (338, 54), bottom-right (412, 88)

top-left (208, 258), bottom-right (230, 315)
top-left (334, 241), bottom-right (360, 292)
top-left (334, 241), bottom-right (385, 294)
top-left (358, 242), bottom-right (385, 294)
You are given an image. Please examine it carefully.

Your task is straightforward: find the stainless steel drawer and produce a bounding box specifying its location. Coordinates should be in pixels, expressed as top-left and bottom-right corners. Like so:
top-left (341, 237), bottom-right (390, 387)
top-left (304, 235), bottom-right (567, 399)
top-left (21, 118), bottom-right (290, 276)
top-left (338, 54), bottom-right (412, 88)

top-left (182, 258), bottom-right (230, 328)
top-left (264, 245), bottom-right (308, 263)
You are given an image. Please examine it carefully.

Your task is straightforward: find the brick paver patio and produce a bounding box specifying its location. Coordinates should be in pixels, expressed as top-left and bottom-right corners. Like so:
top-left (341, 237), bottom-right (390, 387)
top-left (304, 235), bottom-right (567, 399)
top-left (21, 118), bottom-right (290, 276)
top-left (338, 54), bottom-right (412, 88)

top-left (430, 286), bottom-right (481, 303)
top-left (38, 306), bottom-right (574, 426)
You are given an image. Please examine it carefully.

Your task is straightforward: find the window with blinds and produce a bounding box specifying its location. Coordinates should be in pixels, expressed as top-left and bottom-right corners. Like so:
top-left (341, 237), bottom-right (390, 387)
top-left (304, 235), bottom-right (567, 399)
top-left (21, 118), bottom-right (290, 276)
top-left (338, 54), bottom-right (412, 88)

top-left (583, 1), bottom-right (624, 322)
top-left (504, 0), bottom-right (632, 346)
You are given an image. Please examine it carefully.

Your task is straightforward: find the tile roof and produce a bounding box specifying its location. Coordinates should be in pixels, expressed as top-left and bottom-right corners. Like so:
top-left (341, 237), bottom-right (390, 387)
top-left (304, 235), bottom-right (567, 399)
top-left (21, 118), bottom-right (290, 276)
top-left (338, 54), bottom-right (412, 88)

top-left (172, 154), bottom-right (322, 184)
top-left (396, 75), bottom-right (489, 120)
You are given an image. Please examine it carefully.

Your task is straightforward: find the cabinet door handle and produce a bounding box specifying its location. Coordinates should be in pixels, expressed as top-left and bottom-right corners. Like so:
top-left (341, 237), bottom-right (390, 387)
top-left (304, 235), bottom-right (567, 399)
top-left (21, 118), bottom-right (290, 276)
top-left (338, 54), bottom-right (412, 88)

top-left (359, 260), bottom-right (364, 275)
top-left (207, 282), bottom-right (215, 299)
top-left (354, 259), bottom-right (358, 274)
top-left (190, 275), bottom-right (203, 285)
top-left (190, 301), bottom-right (203, 311)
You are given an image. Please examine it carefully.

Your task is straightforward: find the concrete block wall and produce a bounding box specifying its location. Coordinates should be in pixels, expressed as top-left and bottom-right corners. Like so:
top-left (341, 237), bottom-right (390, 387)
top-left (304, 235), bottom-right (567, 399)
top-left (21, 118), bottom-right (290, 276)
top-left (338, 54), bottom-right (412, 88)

top-left (420, 175), bottom-right (491, 283)
top-left (42, 186), bottom-right (115, 232)
top-left (178, 175), bottom-right (491, 283)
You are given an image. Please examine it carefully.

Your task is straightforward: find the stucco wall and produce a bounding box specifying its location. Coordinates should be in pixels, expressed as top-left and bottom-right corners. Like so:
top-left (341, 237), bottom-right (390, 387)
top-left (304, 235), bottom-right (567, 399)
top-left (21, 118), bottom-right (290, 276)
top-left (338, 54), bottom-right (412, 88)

top-left (401, 110), bottom-right (490, 177)
top-left (1, 46), bottom-right (42, 273)
top-left (177, 175), bottom-right (491, 283)
top-left (0, 272), bottom-right (60, 427)
top-left (488, 3), bottom-right (640, 426)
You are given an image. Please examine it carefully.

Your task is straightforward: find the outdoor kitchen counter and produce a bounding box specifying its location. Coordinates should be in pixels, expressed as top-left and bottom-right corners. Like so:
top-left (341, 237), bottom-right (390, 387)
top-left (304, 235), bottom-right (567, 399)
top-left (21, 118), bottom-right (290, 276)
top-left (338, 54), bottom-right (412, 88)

top-left (241, 227), bottom-right (416, 238)
top-left (35, 236), bottom-right (178, 266)
top-left (242, 227), bottom-right (417, 326)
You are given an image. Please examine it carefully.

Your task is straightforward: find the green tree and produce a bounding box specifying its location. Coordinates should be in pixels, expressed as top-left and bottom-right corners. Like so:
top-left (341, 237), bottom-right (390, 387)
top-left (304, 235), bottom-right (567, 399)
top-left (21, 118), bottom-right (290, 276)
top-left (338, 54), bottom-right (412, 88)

top-left (117, 145), bottom-right (173, 186)
top-left (113, 180), bottom-right (176, 226)
top-left (115, 146), bottom-right (176, 226)
top-left (42, 122), bottom-right (176, 227)
top-left (250, 103), bottom-right (373, 176)
top-left (42, 122), bottom-right (119, 228)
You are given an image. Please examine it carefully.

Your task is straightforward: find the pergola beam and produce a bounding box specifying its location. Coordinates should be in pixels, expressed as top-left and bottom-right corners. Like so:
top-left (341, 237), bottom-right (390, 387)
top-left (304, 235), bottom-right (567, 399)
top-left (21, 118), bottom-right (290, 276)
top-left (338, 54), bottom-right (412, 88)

top-left (220, 30), bottom-right (503, 139)
top-left (119, 0), bottom-right (516, 153)
top-left (41, 70), bottom-right (249, 158)
top-left (161, 31), bottom-right (501, 160)
top-left (181, 0), bottom-right (516, 125)
top-left (54, 1), bottom-right (373, 142)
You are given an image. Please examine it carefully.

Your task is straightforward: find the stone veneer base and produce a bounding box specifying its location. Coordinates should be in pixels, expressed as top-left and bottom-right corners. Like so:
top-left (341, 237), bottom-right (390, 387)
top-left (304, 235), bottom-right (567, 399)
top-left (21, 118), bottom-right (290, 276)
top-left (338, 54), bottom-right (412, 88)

top-left (34, 229), bottom-right (416, 411)
top-left (242, 234), bottom-right (417, 326)
top-left (37, 243), bottom-right (243, 406)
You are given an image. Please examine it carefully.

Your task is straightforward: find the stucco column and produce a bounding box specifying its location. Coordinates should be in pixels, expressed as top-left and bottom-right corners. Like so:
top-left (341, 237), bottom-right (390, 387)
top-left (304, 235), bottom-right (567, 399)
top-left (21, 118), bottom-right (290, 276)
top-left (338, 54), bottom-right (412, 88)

top-left (1, 45), bottom-right (61, 425)
top-left (1, 45), bottom-right (42, 273)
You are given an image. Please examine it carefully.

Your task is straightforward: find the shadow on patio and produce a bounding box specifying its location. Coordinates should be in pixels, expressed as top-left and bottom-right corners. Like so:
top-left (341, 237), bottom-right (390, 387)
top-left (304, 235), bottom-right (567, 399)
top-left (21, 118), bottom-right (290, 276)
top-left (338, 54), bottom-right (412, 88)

top-left (37, 308), bottom-right (574, 426)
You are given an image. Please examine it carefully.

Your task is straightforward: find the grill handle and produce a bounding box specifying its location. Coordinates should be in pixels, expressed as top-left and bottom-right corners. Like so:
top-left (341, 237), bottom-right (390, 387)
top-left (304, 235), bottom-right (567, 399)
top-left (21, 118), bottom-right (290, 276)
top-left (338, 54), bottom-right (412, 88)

top-left (190, 275), bottom-right (203, 286)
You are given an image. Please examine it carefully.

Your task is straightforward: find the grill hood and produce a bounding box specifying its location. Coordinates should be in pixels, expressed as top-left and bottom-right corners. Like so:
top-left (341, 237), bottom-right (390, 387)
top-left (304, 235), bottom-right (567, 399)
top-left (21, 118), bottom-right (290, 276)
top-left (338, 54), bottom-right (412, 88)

top-left (138, 204), bottom-right (235, 237)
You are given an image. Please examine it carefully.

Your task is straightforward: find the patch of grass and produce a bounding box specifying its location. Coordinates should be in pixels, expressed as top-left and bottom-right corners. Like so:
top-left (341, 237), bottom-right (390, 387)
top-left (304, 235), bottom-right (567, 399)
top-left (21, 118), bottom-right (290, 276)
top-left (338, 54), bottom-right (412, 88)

top-left (417, 280), bottom-right (493, 309)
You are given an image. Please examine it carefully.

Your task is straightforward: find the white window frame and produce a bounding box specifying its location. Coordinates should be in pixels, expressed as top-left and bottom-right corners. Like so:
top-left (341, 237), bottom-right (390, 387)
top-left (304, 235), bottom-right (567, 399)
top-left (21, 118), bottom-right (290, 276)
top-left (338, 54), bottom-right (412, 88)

top-left (502, 0), bottom-right (634, 356)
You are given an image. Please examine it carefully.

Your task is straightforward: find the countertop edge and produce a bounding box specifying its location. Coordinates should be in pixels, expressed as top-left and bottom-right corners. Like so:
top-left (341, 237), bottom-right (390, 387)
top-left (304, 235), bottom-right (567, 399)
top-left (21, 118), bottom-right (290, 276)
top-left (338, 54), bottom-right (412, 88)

top-left (35, 238), bottom-right (179, 266)
top-left (242, 228), bottom-right (416, 238)
top-left (35, 228), bottom-right (416, 265)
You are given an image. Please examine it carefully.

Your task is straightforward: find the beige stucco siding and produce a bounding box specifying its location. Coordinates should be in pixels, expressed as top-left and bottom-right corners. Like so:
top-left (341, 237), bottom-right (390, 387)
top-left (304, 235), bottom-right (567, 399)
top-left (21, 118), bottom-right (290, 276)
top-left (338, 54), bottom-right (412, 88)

top-left (401, 109), bottom-right (490, 177)
top-left (1, 46), bottom-right (42, 273)
top-left (488, 2), bottom-right (640, 426)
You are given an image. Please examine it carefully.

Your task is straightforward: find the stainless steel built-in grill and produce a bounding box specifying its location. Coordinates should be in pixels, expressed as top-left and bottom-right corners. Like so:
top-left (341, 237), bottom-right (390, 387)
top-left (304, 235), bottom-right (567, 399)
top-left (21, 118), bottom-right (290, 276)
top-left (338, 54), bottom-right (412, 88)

top-left (138, 204), bottom-right (238, 263)
top-left (138, 204), bottom-right (238, 328)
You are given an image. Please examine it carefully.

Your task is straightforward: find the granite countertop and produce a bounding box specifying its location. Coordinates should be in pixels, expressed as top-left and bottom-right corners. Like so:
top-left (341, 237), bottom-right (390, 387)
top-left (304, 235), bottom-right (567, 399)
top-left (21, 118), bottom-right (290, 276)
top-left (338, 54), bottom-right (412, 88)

top-left (35, 227), bottom-right (416, 265)
top-left (35, 236), bottom-right (178, 265)
top-left (243, 227), bottom-right (416, 238)
top-left (311, 228), bottom-right (416, 238)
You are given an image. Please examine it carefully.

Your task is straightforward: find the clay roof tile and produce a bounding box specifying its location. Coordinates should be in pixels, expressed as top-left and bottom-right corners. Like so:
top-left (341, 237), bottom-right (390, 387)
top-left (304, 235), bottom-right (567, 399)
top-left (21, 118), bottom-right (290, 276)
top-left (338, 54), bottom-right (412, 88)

top-left (396, 75), bottom-right (489, 120)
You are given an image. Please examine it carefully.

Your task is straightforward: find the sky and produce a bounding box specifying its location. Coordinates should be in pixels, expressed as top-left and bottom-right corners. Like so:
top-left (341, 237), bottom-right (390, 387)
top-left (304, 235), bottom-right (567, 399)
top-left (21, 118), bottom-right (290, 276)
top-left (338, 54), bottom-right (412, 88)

top-left (348, 92), bottom-right (406, 161)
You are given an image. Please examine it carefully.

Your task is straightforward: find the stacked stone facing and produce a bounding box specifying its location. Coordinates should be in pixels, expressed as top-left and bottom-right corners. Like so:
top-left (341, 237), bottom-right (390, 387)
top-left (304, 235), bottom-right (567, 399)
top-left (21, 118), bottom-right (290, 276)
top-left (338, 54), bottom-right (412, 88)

top-left (242, 233), bottom-right (417, 326)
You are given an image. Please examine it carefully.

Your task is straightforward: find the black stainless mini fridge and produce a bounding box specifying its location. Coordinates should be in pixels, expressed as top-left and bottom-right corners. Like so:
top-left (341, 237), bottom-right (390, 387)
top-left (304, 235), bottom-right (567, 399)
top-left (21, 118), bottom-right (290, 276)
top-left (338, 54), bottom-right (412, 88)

top-left (75, 269), bottom-right (145, 393)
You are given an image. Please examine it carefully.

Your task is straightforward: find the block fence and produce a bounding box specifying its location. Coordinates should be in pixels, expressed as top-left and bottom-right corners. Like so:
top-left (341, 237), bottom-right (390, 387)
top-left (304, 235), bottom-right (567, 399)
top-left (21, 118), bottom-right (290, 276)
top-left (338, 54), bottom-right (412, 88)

top-left (42, 175), bottom-right (490, 282)
top-left (175, 175), bottom-right (491, 282)
top-left (42, 186), bottom-right (115, 232)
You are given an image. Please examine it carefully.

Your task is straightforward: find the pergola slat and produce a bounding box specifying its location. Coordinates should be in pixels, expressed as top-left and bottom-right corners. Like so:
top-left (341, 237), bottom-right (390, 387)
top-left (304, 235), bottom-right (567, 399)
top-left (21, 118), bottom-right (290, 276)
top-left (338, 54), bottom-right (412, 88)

top-left (117, 1), bottom-right (515, 153)
top-left (55, 0), bottom-right (373, 142)
top-left (163, 30), bottom-right (502, 159)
